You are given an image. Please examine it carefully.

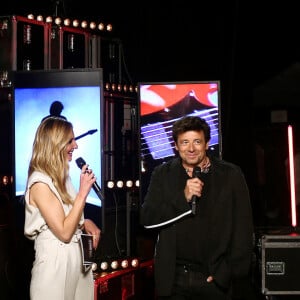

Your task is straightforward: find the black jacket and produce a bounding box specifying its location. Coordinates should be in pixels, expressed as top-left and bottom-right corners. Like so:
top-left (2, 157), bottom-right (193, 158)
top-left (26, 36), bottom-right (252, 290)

top-left (140, 156), bottom-right (254, 296)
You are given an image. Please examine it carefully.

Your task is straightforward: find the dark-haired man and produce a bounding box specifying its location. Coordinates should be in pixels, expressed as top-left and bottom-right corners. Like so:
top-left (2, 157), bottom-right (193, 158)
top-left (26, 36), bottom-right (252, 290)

top-left (140, 115), bottom-right (254, 300)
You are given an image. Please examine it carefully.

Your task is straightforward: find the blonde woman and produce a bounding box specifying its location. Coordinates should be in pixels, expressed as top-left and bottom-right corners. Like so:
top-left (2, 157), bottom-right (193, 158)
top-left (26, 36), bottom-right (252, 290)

top-left (24, 117), bottom-right (100, 300)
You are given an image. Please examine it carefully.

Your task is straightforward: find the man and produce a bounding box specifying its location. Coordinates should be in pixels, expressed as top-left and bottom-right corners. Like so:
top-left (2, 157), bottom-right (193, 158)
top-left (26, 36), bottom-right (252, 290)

top-left (140, 116), bottom-right (254, 300)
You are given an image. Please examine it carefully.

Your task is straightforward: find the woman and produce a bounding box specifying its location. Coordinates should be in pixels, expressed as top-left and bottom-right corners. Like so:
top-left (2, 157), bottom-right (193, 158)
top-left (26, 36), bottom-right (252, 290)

top-left (24, 117), bottom-right (101, 300)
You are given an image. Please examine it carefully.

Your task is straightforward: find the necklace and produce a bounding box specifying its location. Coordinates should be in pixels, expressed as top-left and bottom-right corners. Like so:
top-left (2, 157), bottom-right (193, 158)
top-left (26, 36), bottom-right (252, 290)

top-left (184, 157), bottom-right (211, 175)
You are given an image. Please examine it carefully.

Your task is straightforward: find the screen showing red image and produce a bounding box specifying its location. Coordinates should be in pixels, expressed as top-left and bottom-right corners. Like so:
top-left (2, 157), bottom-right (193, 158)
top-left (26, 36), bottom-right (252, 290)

top-left (138, 81), bottom-right (222, 200)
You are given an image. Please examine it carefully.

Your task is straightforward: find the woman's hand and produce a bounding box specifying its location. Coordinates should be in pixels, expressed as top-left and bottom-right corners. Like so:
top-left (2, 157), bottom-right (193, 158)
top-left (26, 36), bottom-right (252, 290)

top-left (84, 218), bottom-right (101, 249)
top-left (78, 164), bottom-right (97, 199)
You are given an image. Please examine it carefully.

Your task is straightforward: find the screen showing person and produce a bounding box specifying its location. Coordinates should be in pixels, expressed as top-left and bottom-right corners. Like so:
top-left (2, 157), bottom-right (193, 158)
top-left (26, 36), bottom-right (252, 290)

top-left (12, 69), bottom-right (104, 207)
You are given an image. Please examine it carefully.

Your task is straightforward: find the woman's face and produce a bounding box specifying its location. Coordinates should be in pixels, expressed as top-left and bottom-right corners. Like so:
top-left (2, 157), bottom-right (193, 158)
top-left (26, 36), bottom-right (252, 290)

top-left (65, 130), bottom-right (78, 161)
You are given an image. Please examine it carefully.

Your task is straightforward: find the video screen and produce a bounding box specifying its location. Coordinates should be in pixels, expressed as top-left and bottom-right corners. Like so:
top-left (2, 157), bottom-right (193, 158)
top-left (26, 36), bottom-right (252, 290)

top-left (138, 82), bottom-right (222, 199)
top-left (12, 69), bottom-right (104, 207)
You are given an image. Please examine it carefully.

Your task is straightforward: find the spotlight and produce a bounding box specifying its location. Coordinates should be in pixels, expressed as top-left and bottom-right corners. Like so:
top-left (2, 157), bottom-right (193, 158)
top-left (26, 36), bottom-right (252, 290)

top-left (36, 15), bottom-right (43, 22)
top-left (116, 180), bottom-right (124, 188)
top-left (126, 180), bottom-right (133, 188)
top-left (106, 24), bottom-right (113, 31)
top-left (45, 16), bottom-right (53, 23)
top-left (131, 258), bottom-right (139, 268)
top-left (54, 17), bottom-right (62, 25)
top-left (100, 261), bottom-right (109, 271)
top-left (81, 20), bottom-right (88, 28)
top-left (72, 19), bottom-right (79, 27)
top-left (91, 263), bottom-right (98, 271)
top-left (98, 23), bottom-right (105, 31)
top-left (90, 22), bottom-right (96, 30)
top-left (121, 259), bottom-right (129, 269)
top-left (27, 14), bottom-right (34, 20)
top-left (0, 20), bottom-right (8, 30)
top-left (107, 181), bottom-right (115, 189)
top-left (64, 18), bottom-right (71, 26)
top-left (2, 176), bottom-right (9, 185)
top-left (110, 260), bottom-right (119, 270)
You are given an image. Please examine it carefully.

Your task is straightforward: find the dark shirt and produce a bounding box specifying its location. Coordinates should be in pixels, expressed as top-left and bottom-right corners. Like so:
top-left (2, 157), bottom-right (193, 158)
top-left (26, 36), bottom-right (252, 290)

top-left (176, 168), bottom-right (211, 270)
top-left (176, 169), bottom-right (210, 264)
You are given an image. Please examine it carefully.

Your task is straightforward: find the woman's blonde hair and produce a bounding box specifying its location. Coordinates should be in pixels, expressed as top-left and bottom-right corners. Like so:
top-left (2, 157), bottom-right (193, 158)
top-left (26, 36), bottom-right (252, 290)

top-left (28, 117), bottom-right (74, 205)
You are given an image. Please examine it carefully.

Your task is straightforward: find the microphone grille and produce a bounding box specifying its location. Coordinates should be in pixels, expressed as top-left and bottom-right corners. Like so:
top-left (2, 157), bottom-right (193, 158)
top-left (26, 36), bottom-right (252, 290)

top-left (75, 157), bottom-right (86, 169)
top-left (192, 166), bottom-right (202, 178)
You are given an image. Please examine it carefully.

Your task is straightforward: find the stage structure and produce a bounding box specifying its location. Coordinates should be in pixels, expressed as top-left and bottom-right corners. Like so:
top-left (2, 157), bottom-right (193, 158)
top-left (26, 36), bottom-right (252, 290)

top-left (0, 14), bottom-right (145, 300)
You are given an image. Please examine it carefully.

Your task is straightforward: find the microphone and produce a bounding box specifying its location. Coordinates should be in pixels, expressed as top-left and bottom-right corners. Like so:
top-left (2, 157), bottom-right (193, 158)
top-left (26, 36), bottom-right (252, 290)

top-left (191, 166), bottom-right (202, 215)
top-left (75, 157), bottom-right (104, 201)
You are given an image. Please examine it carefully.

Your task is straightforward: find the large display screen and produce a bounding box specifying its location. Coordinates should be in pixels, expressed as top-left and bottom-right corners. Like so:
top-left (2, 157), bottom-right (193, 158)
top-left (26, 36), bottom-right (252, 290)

top-left (138, 81), bottom-right (222, 200)
top-left (11, 69), bottom-right (104, 208)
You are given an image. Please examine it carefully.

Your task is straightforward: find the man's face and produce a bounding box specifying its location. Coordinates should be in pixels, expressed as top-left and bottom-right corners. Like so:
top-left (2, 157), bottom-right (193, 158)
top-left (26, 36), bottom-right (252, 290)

top-left (175, 130), bottom-right (209, 166)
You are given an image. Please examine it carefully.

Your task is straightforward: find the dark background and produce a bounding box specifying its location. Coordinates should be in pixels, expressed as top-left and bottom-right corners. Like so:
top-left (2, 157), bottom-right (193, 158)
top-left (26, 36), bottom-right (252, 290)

top-left (2, 0), bottom-right (300, 253)
top-left (2, 0), bottom-right (300, 257)
top-left (3, 0), bottom-right (300, 161)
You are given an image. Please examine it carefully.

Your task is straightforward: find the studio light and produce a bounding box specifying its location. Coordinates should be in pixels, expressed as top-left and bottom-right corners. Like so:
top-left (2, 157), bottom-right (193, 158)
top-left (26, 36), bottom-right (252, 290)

top-left (72, 19), bottom-right (79, 27)
top-left (105, 179), bottom-right (139, 190)
top-left (116, 180), bottom-right (124, 188)
top-left (95, 257), bottom-right (140, 273)
top-left (91, 263), bottom-right (98, 271)
top-left (90, 22), bottom-right (96, 30)
top-left (107, 180), bottom-right (115, 189)
top-left (63, 18), bottom-right (71, 26)
top-left (106, 24), bottom-right (113, 31)
top-left (126, 180), bottom-right (133, 188)
top-left (98, 23), bottom-right (105, 31)
top-left (131, 258), bottom-right (139, 268)
top-left (54, 17), bottom-right (62, 25)
top-left (121, 259), bottom-right (129, 269)
top-left (36, 15), bottom-right (44, 22)
top-left (2, 175), bottom-right (9, 185)
top-left (81, 20), bottom-right (88, 28)
top-left (45, 16), bottom-right (53, 23)
top-left (110, 260), bottom-right (119, 270)
top-left (100, 261), bottom-right (109, 271)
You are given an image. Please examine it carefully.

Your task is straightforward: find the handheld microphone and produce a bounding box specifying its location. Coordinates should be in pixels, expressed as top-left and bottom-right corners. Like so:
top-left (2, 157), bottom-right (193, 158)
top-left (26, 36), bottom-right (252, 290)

top-left (191, 166), bottom-right (202, 215)
top-left (75, 157), bottom-right (104, 201)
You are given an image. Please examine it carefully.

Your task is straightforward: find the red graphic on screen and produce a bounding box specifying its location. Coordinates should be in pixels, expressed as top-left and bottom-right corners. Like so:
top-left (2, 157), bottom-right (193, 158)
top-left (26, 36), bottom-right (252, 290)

top-left (140, 83), bottom-right (218, 116)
